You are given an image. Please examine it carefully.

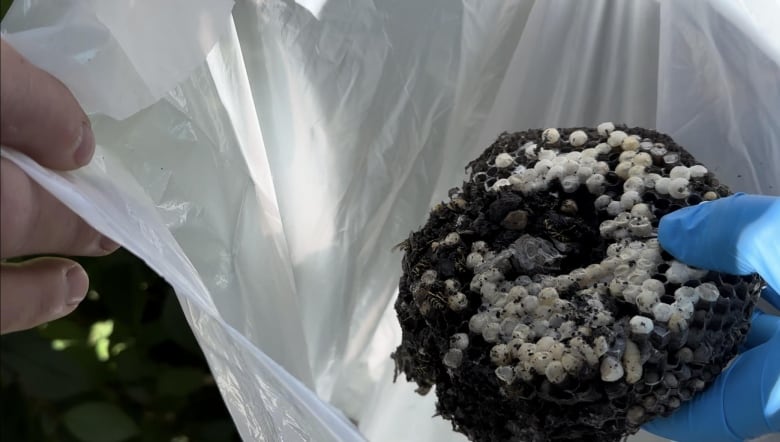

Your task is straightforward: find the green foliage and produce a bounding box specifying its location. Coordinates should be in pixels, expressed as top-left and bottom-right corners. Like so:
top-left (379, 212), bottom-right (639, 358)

top-left (0, 250), bottom-right (239, 442)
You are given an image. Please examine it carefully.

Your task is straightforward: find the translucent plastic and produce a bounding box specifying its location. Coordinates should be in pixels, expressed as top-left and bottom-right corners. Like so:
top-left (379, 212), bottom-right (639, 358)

top-left (2, 0), bottom-right (778, 441)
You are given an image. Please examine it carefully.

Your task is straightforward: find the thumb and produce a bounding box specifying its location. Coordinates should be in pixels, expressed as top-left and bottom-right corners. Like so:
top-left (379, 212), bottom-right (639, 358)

top-left (0, 258), bottom-right (89, 334)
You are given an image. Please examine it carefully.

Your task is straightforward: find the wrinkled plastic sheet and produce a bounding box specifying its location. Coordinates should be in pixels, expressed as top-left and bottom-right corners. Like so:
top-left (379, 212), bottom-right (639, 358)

top-left (2, 0), bottom-right (778, 441)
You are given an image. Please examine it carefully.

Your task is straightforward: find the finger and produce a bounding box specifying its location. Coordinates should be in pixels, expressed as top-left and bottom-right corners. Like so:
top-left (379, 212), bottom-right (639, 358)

top-left (0, 158), bottom-right (119, 258)
top-left (658, 193), bottom-right (780, 290)
top-left (644, 329), bottom-right (780, 441)
top-left (0, 39), bottom-right (94, 169)
top-left (0, 258), bottom-right (89, 334)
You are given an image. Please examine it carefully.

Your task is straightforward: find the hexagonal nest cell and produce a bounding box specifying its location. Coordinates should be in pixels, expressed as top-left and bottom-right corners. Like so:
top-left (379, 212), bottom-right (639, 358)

top-left (392, 125), bottom-right (762, 442)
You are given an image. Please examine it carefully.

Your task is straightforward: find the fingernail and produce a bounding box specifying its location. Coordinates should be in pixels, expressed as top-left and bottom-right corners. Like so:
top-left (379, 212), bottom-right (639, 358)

top-left (66, 265), bottom-right (89, 306)
top-left (99, 236), bottom-right (120, 253)
top-left (72, 121), bottom-right (95, 165)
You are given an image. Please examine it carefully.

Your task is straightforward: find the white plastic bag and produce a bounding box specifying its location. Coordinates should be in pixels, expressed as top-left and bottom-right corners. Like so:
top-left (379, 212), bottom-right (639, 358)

top-left (2, 0), bottom-right (778, 441)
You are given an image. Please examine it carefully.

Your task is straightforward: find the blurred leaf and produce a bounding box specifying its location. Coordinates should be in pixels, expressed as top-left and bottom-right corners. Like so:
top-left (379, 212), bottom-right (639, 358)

top-left (63, 402), bottom-right (139, 442)
top-left (113, 347), bottom-right (153, 383)
top-left (157, 367), bottom-right (205, 397)
top-left (0, 332), bottom-right (94, 400)
top-left (0, 0), bottom-right (11, 21)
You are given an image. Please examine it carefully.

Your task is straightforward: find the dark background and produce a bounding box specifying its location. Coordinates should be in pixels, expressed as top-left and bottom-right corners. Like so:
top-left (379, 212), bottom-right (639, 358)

top-left (0, 2), bottom-right (239, 440)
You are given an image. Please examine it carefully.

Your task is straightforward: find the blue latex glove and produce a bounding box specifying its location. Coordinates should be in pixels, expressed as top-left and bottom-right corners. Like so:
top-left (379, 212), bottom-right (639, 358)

top-left (643, 193), bottom-right (780, 441)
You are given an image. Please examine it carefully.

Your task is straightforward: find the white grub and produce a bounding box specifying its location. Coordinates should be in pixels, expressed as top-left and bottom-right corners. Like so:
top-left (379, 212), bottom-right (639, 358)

top-left (594, 160), bottom-right (611, 175)
top-left (620, 191), bottom-right (642, 210)
top-left (508, 285), bottom-right (528, 301)
top-left (443, 348), bottom-right (463, 368)
top-left (531, 319), bottom-right (550, 338)
top-left (577, 166), bottom-right (594, 183)
top-left (623, 340), bottom-right (643, 384)
top-left (515, 362), bottom-right (535, 382)
top-left (615, 161), bottom-right (633, 179)
top-left (524, 143), bottom-right (538, 160)
top-left (472, 241), bottom-right (488, 253)
top-left (515, 342), bottom-right (537, 362)
top-left (542, 128), bottom-right (561, 144)
top-left (668, 177), bottom-right (691, 199)
top-left (600, 356), bottom-right (625, 382)
top-left (521, 295), bottom-right (539, 313)
top-left (674, 286), bottom-right (698, 303)
top-left (673, 298), bottom-right (695, 319)
top-left (695, 282), bottom-right (720, 302)
top-left (443, 232), bottom-right (461, 246)
top-left (569, 130), bottom-right (588, 147)
top-left (642, 279), bottom-right (666, 296)
top-left (495, 365), bottom-right (516, 384)
top-left (596, 143), bottom-right (613, 155)
top-left (594, 336), bottom-right (610, 357)
top-left (666, 261), bottom-right (693, 284)
top-left (532, 351), bottom-right (553, 374)
top-left (643, 173), bottom-right (662, 190)
top-left (450, 333), bottom-right (469, 350)
top-left (619, 151), bottom-right (636, 163)
top-left (495, 152), bottom-right (514, 168)
top-left (607, 201), bottom-right (624, 216)
top-left (703, 191), bottom-right (719, 201)
top-left (561, 175), bottom-right (581, 193)
top-left (587, 174), bottom-right (607, 195)
top-left (420, 270), bottom-right (438, 286)
top-left (491, 178), bottom-right (512, 192)
top-left (690, 164), bottom-right (708, 178)
top-left (561, 352), bottom-right (584, 374)
top-left (510, 325), bottom-right (531, 343)
top-left (550, 342), bottom-right (566, 360)
top-left (627, 165), bottom-right (646, 178)
top-left (536, 336), bottom-right (556, 352)
top-left (630, 203), bottom-right (653, 219)
top-left (608, 130), bottom-right (628, 147)
top-left (490, 343), bottom-right (511, 365)
top-left (582, 148), bottom-right (599, 159)
top-left (629, 315), bottom-right (654, 335)
top-left (629, 218), bottom-right (653, 237)
top-left (655, 177), bottom-right (671, 195)
top-left (444, 279), bottom-right (460, 292)
top-left (622, 136), bottom-right (641, 151)
top-left (668, 311), bottom-right (689, 333)
top-left (465, 252), bottom-right (484, 270)
top-left (534, 159), bottom-right (553, 175)
top-left (538, 149), bottom-right (557, 161)
top-left (652, 302), bottom-right (674, 322)
top-left (594, 194), bottom-right (612, 210)
top-left (570, 337), bottom-right (599, 366)
top-left (545, 361), bottom-right (567, 384)
top-left (636, 290), bottom-right (660, 313)
top-left (593, 311), bottom-right (614, 327)
top-left (482, 322), bottom-right (501, 343)
top-left (631, 152), bottom-right (653, 167)
top-left (538, 288), bottom-right (559, 305)
top-left (469, 313), bottom-right (490, 334)
top-left (670, 165), bottom-right (691, 180)
top-left (448, 292), bottom-right (469, 311)
top-left (597, 122), bottom-right (615, 136)
top-left (623, 176), bottom-right (645, 193)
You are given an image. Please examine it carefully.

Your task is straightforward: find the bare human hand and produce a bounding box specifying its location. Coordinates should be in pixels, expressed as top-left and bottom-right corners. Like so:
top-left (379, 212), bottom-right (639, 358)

top-left (0, 39), bottom-right (119, 334)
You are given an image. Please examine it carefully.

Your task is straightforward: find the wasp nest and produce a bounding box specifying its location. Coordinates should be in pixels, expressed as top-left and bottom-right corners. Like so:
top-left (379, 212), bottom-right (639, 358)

top-left (392, 125), bottom-right (762, 442)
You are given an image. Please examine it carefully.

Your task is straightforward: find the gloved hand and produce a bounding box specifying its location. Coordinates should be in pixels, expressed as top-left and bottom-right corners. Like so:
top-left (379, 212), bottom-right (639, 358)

top-left (643, 193), bottom-right (780, 442)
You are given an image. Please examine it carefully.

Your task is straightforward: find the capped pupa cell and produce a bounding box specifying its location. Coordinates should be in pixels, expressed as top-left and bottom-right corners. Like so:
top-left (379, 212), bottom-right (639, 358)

top-left (392, 126), bottom-right (761, 442)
